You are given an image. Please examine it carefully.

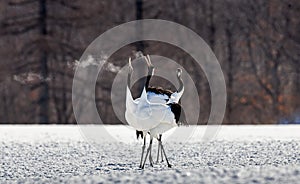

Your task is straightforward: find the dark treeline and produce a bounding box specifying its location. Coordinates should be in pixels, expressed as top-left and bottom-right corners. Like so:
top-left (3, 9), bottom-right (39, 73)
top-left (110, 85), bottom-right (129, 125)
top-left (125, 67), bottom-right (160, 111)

top-left (0, 0), bottom-right (299, 124)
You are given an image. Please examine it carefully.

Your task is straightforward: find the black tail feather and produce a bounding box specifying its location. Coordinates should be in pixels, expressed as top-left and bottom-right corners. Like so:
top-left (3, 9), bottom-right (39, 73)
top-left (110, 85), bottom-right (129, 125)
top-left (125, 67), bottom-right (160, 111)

top-left (167, 103), bottom-right (188, 126)
top-left (136, 130), bottom-right (144, 139)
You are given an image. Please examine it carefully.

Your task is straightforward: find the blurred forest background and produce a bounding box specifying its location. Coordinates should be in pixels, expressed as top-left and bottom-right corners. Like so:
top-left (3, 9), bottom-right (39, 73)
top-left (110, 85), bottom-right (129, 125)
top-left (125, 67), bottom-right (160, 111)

top-left (0, 0), bottom-right (299, 124)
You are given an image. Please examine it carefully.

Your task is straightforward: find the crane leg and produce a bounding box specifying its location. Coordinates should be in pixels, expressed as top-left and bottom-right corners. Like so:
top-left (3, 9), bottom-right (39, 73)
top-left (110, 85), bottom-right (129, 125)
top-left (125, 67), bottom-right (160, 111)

top-left (149, 144), bottom-right (154, 167)
top-left (141, 137), bottom-right (153, 169)
top-left (139, 136), bottom-right (146, 168)
top-left (161, 141), bottom-right (172, 168)
top-left (160, 135), bottom-right (164, 162)
top-left (156, 134), bottom-right (162, 163)
top-left (156, 140), bottom-right (160, 164)
top-left (161, 144), bottom-right (164, 162)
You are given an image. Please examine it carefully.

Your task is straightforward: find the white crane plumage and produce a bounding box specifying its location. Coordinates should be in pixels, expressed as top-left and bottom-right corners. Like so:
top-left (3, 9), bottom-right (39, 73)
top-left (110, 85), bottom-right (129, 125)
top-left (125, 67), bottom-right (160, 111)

top-left (139, 56), bottom-right (186, 168)
top-left (125, 55), bottom-right (187, 168)
top-left (125, 57), bottom-right (180, 133)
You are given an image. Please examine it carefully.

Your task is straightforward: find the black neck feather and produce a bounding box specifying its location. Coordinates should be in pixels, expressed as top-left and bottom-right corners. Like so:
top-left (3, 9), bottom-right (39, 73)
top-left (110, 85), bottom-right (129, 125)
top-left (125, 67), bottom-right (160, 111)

top-left (167, 103), bottom-right (187, 126)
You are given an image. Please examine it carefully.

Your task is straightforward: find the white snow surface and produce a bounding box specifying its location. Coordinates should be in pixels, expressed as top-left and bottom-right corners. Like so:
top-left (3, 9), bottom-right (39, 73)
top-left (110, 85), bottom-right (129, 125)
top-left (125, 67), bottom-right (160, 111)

top-left (1, 125), bottom-right (300, 183)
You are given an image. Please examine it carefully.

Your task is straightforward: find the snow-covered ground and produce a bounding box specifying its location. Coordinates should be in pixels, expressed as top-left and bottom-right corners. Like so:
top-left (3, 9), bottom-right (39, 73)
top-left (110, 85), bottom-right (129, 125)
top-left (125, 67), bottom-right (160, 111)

top-left (1, 125), bottom-right (300, 183)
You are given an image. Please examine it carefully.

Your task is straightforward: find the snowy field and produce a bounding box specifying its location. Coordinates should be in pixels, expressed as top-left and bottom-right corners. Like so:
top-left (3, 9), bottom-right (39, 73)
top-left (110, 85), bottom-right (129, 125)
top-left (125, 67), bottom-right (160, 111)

top-left (1, 125), bottom-right (300, 183)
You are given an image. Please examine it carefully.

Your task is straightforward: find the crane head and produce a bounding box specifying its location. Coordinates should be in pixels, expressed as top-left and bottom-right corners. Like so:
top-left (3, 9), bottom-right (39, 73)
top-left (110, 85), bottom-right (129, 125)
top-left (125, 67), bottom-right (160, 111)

top-left (176, 68), bottom-right (182, 77)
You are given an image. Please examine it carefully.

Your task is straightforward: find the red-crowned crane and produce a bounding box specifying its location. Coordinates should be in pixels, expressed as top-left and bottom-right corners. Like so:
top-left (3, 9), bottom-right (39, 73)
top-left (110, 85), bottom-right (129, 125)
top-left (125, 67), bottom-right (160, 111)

top-left (125, 56), bottom-right (187, 168)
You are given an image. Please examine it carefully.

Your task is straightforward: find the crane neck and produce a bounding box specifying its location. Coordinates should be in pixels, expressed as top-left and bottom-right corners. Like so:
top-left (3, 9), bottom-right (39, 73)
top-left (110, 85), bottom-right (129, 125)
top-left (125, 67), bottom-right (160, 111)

top-left (127, 70), bottom-right (132, 88)
top-left (145, 68), bottom-right (153, 90)
top-left (177, 74), bottom-right (184, 92)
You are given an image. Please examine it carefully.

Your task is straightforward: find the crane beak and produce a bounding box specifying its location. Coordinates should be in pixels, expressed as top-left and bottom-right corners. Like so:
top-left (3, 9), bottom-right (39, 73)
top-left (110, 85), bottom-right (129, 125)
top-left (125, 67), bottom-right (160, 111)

top-left (129, 57), bottom-right (132, 66)
top-left (128, 57), bottom-right (133, 72)
top-left (176, 68), bottom-right (182, 76)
